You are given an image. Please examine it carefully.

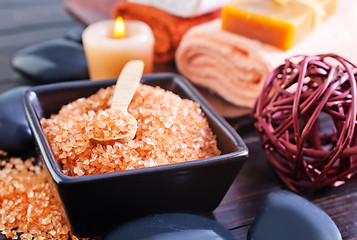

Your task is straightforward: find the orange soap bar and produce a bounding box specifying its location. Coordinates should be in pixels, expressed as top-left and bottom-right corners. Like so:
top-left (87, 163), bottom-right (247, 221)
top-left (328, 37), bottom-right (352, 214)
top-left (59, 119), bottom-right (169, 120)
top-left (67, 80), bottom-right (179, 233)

top-left (221, 0), bottom-right (337, 50)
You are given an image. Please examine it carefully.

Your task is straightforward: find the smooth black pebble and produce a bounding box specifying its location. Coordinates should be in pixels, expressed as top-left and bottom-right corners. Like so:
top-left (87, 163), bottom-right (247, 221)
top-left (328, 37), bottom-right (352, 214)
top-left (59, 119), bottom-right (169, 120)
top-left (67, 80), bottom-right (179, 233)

top-left (0, 86), bottom-right (36, 156)
top-left (104, 213), bottom-right (235, 240)
top-left (64, 27), bottom-right (84, 43)
top-left (11, 38), bottom-right (88, 83)
top-left (247, 190), bottom-right (342, 240)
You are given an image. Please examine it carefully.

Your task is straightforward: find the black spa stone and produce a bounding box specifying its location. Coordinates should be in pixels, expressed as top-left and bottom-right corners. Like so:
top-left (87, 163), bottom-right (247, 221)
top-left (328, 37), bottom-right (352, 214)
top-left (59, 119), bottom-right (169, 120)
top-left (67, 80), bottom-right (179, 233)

top-left (64, 27), bottom-right (84, 44)
top-left (0, 86), bottom-right (35, 156)
top-left (247, 190), bottom-right (342, 240)
top-left (11, 38), bottom-right (88, 83)
top-left (104, 213), bottom-right (235, 240)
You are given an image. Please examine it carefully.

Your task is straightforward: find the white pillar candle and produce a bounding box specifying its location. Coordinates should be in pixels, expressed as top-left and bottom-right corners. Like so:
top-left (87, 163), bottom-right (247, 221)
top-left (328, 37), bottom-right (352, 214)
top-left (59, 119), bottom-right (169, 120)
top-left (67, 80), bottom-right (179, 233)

top-left (82, 19), bottom-right (154, 81)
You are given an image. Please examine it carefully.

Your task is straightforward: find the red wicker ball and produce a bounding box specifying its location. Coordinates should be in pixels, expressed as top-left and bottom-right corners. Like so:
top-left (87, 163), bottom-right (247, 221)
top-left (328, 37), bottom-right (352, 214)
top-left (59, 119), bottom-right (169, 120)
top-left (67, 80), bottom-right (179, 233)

top-left (253, 54), bottom-right (357, 192)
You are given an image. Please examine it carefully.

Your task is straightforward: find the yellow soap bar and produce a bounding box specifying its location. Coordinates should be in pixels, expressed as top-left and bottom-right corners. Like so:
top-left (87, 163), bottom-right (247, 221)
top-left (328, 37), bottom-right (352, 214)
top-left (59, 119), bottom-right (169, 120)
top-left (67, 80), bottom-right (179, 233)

top-left (221, 0), bottom-right (337, 50)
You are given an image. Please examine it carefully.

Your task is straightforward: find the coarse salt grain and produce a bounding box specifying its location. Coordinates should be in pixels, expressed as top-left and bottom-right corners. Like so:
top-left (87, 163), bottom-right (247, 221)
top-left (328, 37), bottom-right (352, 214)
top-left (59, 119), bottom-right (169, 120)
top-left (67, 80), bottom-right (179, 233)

top-left (41, 84), bottom-right (221, 176)
top-left (0, 157), bottom-right (87, 240)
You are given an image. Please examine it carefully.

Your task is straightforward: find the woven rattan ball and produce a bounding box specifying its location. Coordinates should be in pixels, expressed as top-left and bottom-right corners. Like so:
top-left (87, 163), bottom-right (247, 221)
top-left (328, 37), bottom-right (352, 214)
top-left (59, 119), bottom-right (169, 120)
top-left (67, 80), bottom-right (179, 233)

top-left (253, 54), bottom-right (357, 192)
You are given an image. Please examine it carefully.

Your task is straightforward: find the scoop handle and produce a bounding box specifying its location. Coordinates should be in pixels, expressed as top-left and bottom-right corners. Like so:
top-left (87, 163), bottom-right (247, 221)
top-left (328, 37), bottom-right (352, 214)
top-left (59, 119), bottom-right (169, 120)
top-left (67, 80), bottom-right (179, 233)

top-left (111, 60), bottom-right (144, 111)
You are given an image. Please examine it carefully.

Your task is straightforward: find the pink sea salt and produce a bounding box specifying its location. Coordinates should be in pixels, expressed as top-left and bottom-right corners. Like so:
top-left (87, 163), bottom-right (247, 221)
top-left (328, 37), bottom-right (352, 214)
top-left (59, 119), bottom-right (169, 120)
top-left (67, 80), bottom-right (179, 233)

top-left (41, 84), bottom-right (220, 176)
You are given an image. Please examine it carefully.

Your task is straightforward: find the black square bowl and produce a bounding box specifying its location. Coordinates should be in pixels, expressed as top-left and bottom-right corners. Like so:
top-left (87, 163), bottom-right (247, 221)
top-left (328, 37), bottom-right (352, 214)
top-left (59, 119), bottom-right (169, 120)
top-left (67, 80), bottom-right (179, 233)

top-left (24, 73), bottom-right (248, 238)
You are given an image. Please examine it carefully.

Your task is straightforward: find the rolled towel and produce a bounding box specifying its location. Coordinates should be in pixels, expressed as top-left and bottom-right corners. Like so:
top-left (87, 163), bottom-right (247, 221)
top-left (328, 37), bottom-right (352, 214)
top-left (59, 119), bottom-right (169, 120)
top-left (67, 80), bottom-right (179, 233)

top-left (176, 19), bottom-right (269, 108)
top-left (176, 0), bottom-right (357, 108)
top-left (127, 0), bottom-right (230, 18)
top-left (112, 2), bottom-right (221, 63)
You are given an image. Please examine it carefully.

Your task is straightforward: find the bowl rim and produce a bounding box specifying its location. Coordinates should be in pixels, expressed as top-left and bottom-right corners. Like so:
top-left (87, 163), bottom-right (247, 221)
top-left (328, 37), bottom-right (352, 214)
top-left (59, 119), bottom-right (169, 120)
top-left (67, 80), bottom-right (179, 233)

top-left (24, 73), bottom-right (248, 184)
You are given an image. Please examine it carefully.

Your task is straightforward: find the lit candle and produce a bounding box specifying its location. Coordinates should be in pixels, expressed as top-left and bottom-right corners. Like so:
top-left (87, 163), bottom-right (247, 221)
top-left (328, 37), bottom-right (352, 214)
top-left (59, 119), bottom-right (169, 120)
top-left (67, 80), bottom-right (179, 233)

top-left (82, 17), bottom-right (154, 80)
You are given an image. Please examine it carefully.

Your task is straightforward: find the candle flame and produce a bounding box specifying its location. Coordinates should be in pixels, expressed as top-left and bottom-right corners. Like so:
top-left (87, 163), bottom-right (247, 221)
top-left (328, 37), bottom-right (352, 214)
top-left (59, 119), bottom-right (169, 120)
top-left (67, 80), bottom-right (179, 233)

top-left (114, 17), bottom-right (125, 38)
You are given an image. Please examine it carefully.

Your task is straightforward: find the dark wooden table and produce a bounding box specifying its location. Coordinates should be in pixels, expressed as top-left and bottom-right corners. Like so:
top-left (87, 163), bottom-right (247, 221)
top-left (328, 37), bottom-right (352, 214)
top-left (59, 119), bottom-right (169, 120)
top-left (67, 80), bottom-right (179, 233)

top-left (1, 0), bottom-right (357, 239)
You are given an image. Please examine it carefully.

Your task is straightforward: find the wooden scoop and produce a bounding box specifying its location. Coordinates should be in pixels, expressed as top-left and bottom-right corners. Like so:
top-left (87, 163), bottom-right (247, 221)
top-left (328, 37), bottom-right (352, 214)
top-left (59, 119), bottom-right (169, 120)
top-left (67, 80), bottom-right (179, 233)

top-left (89, 60), bottom-right (144, 144)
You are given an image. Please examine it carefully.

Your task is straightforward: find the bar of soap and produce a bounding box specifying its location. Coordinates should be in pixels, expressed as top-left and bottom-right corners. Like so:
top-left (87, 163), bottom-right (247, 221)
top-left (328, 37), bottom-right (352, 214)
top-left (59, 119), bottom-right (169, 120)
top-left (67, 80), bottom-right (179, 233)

top-left (221, 0), bottom-right (337, 50)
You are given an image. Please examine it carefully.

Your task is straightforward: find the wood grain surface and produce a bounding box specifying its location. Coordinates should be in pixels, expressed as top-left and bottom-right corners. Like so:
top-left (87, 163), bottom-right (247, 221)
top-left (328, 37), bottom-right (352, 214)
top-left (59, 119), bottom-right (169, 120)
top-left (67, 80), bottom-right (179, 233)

top-left (1, 0), bottom-right (357, 239)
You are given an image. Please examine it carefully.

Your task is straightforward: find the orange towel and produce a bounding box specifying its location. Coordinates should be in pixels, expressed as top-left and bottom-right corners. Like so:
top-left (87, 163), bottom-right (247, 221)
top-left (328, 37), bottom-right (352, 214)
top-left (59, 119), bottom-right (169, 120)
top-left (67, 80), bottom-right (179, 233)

top-left (112, 2), bottom-right (221, 63)
top-left (176, 0), bottom-right (357, 108)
